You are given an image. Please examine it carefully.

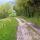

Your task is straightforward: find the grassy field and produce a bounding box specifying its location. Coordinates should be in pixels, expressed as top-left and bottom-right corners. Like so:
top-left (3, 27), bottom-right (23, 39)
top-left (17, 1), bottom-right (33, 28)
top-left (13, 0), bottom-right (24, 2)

top-left (0, 17), bottom-right (17, 40)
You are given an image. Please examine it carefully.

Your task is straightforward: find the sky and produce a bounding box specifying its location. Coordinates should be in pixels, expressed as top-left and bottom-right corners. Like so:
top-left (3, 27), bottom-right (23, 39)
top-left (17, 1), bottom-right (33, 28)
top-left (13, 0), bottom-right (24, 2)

top-left (0, 0), bottom-right (15, 5)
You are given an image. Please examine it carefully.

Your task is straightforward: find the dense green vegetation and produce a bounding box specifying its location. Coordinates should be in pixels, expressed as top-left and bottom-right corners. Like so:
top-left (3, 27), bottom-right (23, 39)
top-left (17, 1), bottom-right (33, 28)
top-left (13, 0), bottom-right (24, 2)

top-left (13, 0), bottom-right (40, 26)
top-left (14, 0), bottom-right (40, 17)
top-left (0, 3), bottom-right (13, 18)
top-left (0, 2), bottom-right (17, 40)
top-left (0, 17), bottom-right (17, 40)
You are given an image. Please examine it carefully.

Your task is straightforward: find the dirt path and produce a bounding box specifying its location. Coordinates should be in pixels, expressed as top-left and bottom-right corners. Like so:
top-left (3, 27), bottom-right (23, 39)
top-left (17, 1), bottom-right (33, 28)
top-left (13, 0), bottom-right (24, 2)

top-left (16, 18), bottom-right (40, 40)
top-left (19, 18), bottom-right (40, 34)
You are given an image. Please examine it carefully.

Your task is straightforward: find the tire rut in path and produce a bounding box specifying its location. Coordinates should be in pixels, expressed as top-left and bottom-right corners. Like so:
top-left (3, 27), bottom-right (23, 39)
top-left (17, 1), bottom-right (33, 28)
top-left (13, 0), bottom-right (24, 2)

top-left (16, 18), bottom-right (40, 40)
top-left (17, 23), bottom-right (32, 40)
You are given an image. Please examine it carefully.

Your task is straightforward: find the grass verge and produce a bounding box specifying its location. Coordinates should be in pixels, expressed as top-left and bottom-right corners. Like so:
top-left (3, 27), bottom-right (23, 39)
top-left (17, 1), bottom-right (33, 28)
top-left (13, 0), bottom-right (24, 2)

top-left (18, 16), bottom-right (40, 26)
top-left (23, 17), bottom-right (40, 26)
top-left (0, 17), bottom-right (17, 40)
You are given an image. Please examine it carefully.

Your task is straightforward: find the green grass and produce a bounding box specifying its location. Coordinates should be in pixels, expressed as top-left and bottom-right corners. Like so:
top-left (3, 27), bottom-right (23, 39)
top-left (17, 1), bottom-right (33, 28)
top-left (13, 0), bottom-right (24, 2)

top-left (0, 17), bottom-right (17, 40)
top-left (18, 16), bottom-right (40, 26)
top-left (23, 17), bottom-right (40, 26)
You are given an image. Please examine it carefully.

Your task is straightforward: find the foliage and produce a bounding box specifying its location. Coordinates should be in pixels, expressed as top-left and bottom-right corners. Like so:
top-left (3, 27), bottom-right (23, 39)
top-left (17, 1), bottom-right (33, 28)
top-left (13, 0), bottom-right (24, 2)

top-left (9, 12), bottom-right (16, 17)
top-left (13, 0), bottom-right (40, 18)
top-left (0, 3), bottom-right (13, 18)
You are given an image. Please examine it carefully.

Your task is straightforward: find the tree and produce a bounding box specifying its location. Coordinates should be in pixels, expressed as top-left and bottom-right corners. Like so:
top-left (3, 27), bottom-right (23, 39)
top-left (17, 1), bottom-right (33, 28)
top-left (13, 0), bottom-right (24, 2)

top-left (13, 0), bottom-right (29, 16)
top-left (13, 0), bottom-right (40, 17)
top-left (0, 2), bottom-right (13, 18)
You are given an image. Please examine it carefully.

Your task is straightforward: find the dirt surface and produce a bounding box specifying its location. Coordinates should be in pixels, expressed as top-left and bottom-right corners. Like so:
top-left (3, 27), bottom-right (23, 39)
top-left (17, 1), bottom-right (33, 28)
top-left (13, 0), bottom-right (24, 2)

top-left (16, 18), bottom-right (40, 40)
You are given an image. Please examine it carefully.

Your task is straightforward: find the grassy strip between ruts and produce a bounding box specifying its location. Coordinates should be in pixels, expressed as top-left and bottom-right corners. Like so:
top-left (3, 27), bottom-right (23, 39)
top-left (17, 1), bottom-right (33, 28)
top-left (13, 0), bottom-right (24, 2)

top-left (0, 17), bottom-right (18, 40)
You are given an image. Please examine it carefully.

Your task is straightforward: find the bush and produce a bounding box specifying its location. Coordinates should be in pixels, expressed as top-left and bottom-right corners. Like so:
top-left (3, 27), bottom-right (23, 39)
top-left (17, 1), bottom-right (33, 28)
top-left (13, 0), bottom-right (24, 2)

top-left (9, 13), bottom-right (16, 17)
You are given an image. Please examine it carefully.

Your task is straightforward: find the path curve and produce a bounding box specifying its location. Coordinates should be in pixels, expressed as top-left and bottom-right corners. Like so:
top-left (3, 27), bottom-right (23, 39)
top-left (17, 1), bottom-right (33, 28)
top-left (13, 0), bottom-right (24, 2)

top-left (16, 18), bottom-right (40, 40)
